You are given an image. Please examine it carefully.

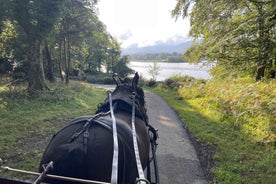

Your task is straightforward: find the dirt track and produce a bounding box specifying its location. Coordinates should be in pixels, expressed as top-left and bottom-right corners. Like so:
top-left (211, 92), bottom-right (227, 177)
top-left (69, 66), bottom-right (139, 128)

top-left (93, 84), bottom-right (208, 184)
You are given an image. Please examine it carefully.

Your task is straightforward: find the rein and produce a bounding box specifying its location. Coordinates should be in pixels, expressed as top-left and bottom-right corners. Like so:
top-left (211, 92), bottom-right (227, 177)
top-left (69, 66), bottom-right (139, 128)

top-left (131, 93), bottom-right (149, 184)
top-left (109, 92), bottom-right (149, 184)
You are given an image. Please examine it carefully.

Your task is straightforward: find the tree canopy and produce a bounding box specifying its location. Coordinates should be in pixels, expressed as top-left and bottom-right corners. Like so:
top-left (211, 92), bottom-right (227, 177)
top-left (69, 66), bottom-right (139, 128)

top-left (0, 0), bottom-right (132, 93)
top-left (172, 0), bottom-right (276, 80)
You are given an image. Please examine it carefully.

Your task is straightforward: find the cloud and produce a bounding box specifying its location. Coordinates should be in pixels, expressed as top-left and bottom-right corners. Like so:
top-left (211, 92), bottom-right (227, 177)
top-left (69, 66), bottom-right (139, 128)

top-left (98, 0), bottom-right (190, 48)
top-left (118, 30), bottom-right (133, 41)
top-left (163, 34), bottom-right (190, 45)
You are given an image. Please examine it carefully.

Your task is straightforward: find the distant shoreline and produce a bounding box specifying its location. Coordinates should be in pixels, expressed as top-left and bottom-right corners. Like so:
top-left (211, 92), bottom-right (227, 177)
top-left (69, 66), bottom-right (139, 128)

top-left (128, 61), bottom-right (212, 81)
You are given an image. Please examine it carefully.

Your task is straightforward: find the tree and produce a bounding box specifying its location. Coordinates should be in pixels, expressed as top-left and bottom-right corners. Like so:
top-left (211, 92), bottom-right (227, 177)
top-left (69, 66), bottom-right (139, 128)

top-left (54, 0), bottom-right (109, 83)
top-left (113, 55), bottom-right (134, 77)
top-left (9, 0), bottom-right (62, 92)
top-left (78, 23), bottom-right (112, 73)
top-left (172, 0), bottom-right (276, 80)
top-left (44, 41), bottom-right (56, 82)
top-left (148, 61), bottom-right (161, 81)
top-left (107, 47), bottom-right (119, 75)
top-left (0, 19), bottom-right (18, 75)
top-left (0, 0), bottom-right (20, 76)
top-left (1, 0), bottom-right (123, 87)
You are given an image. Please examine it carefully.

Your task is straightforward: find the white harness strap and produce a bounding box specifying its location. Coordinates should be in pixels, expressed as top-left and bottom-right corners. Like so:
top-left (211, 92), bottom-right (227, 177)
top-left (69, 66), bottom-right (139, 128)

top-left (109, 92), bottom-right (150, 184)
top-left (109, 92), bottom-right (119, 184)
top-left (131, 94), bottom-right (147, 184)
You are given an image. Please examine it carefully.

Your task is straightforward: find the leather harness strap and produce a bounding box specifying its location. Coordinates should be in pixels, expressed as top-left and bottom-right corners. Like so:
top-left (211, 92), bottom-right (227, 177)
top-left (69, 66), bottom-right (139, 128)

top-left (109, 92), bottom-right (119, 184)
top-left (131, 93), bottom-right (149, 184)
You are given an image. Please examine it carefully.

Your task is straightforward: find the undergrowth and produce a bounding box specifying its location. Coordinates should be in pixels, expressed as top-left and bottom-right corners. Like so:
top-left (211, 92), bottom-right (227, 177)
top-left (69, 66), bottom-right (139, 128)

top-left (0, 80), bottom-right (106, 179)
top-left (151, 75), bottom-right (276, 184)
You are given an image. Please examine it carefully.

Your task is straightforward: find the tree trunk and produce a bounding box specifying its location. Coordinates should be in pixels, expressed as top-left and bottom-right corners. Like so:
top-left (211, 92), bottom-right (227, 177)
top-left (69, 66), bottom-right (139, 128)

top-left (65, 34), bottom-right (71, 84)
top-left (255, 2), bottom-right (268, 81)
top-left (97, 58), bottom-right (101, 72)
top-left (59, 38), bottom-right (64, 82)
top-left (256, 62), bottom-right (266, 81)
top-left (27, 40), bottom-right (48, 93)
top-left (269, 57), bottom-right (276, 78)
top-left (268, 61), bottom-right (276, 78)
top-left (45, 42), bottom-right (56, 82)
top-left (63, 35), bottom-right (70, 84)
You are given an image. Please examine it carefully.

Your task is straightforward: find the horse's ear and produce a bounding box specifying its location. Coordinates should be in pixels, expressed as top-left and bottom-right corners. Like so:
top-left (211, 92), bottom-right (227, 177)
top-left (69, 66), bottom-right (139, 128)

top-left (113, 73), bottom-right (121, 86)
top-left (119, 78), bottom-right (124, 84)
top-left (132, 72), bottom-right (139, 87)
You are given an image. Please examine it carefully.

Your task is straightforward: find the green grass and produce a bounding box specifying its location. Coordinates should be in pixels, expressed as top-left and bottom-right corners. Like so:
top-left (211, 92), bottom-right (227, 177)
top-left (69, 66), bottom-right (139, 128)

top-left (0, 80), bottom-right (106, 179)
top-left (1, 76), bottom-right (275, 183)
top-left (150, 76), bottom-right (276, 184)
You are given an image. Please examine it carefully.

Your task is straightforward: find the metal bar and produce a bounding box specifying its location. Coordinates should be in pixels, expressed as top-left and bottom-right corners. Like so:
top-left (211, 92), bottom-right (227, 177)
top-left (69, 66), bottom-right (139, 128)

top-left (33, 161), bottom-right (53, 184)
top-left (151, 141), bottom-right (160, 184)
top-left (1, 166), bottom-right (109, 184)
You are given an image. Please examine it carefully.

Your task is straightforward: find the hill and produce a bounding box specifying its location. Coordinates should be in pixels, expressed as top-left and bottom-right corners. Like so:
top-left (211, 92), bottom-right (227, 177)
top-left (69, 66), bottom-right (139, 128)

top-left (122, 37), bottom-right (194, 55)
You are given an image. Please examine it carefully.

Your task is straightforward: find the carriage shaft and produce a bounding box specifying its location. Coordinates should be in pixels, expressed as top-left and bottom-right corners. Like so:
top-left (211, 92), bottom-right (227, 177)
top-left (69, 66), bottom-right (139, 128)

top-left (1, 166), bottom-right (109, 184)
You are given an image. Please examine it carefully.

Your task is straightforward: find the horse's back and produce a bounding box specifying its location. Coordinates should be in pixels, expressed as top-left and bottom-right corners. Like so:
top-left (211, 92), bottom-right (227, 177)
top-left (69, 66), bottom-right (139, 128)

top-left (39, 115), bottom-right (148, 184)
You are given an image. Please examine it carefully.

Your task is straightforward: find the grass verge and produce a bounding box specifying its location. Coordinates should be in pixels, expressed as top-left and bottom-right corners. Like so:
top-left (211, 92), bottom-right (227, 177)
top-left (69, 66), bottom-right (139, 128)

top-left (0, 80), bottom-right (106, 179)
top-left (149, 76), bottom-right (276, 184)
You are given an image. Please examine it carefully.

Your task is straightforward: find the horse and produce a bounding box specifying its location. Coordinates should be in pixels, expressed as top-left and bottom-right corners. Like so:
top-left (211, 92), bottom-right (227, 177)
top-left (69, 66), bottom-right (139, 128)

top-left (38, 73), bottom-right (158, 184)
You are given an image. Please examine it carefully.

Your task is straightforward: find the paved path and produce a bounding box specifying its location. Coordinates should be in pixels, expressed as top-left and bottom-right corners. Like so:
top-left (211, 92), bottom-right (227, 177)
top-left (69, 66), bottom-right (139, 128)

top-left (93, 84), bottom-right (207, 184)
top-left (145, 91), bottom-right (207, 184)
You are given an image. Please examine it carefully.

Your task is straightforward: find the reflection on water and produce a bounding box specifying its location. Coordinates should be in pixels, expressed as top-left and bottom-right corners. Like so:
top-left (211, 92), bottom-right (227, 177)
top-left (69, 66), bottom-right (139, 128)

top-left (128, 61), bottom-right (212, 81)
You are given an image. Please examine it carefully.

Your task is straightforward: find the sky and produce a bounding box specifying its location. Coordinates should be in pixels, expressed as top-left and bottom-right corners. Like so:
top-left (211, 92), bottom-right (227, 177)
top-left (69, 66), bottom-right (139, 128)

top-left (96, 0), bottom-right (190, 48)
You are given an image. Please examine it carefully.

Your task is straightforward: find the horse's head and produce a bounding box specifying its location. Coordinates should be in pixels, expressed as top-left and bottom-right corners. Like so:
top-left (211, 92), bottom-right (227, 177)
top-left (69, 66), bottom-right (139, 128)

top-left (97, 72), bottom-right (147, 121)
top-left (112, 72), bottom-right (145, 108)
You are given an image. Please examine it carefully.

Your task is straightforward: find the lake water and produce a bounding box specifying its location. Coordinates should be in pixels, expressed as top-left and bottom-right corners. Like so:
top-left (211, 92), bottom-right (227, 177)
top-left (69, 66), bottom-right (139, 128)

top-left (128, 61), bottom-right (212, 81)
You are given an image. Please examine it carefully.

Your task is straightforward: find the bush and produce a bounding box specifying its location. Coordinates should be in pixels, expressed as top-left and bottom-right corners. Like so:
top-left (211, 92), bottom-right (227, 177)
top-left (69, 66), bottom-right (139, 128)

top-left (147, 79), bottom-right (157, 87)
top-left (164, 75), bottom-right (205, 89)
top-left (83, 73), bottom-right (115, 84)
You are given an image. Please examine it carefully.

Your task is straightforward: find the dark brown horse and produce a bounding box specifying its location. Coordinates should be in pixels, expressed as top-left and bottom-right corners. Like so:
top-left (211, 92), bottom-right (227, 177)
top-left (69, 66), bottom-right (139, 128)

top-left (39, 73), bottom-right (156, 184)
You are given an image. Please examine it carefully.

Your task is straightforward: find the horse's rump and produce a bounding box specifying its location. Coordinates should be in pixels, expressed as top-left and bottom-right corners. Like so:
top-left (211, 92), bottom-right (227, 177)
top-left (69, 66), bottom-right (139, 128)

top-left (40, 115), bottom-right (149, 184)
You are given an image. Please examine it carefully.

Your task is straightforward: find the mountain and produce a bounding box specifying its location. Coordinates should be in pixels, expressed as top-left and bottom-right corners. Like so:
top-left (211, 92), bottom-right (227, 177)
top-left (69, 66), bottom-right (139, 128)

top-left (122, 37), bottom-right (195, 55)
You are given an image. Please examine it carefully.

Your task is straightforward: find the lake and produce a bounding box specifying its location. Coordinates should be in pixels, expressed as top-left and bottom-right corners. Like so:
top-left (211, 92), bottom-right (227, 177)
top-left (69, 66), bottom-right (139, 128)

top-left (128, 61), bottom-right (212, 81)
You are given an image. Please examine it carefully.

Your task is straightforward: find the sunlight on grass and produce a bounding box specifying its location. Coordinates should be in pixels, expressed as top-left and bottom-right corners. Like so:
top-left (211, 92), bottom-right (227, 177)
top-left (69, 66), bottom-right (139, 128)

top-left (151, 76), bottom-right (276, 184)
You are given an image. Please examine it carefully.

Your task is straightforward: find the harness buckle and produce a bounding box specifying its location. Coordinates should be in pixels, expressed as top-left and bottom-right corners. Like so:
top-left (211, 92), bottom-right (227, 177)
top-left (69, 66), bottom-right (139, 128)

top-left (83, 131), bottom-right (89, 145)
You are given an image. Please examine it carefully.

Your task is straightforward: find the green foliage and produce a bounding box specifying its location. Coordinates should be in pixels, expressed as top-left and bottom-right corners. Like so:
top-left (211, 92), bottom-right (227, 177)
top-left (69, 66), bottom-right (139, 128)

top-left (0, 80), bottom-right (106, 179)
top-left (166, 55), bottom-right (185, 63)
top-left (0, 18), bottom-right (21, 75)
top-left (12, 0), bottom-right (61, 42)
top-left (0, 19), bottom-right (18, 57)
top-left (172, 0), bottom-right (276, 80)
top-left (0, 0), bottom-right (130, 89)
top-left (148, 61), bottom-right (161, 81)
top-left (83, 73), bottom-right (115, 84)
top-left (113, 55), bottom-right (134, 77)
top-left (151, 76), bottom-right (276, 183)
top-left (147, 79), bottom-right (158, 87)
top-left (163, 75), bottom-right (204, 89)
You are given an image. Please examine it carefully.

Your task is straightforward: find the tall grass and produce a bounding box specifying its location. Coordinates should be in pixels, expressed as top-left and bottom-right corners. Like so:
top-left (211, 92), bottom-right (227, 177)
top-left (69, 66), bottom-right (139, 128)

top-left (152, 76), bottom-right (276, 184)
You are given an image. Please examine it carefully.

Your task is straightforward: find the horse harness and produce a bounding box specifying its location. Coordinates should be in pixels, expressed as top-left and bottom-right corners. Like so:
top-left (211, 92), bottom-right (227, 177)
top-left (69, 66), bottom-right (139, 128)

top-left (64, 91), bottom-right (159, 184)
